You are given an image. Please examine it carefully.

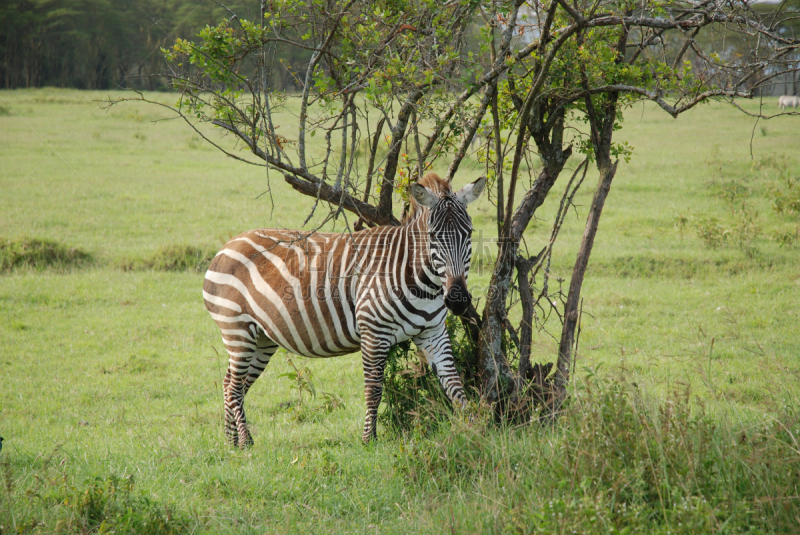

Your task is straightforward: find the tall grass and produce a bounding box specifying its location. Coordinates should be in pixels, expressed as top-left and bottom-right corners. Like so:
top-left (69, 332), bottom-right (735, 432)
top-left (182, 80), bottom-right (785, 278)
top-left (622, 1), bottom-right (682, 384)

top-left (398, 375), bottom-right (800, 533)
top-left (1, 460), bottom-right (189, 534)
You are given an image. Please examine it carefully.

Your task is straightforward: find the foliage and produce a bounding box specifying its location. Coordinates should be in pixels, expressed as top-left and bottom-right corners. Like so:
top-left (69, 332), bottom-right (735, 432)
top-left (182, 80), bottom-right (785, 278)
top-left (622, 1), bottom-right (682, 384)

top-left (279, 356), bottom-right (317, 407)
top-left (775, 225), bottom-right (800, 249)
top-left (696, 204), bottom-right (762, 256)
top-left (768, 174), bottom-right (800, 216)
top-left (0, 0), bottom-right (309, 91)
top-left (379, 342), bottom-right (451, 436)
top-left (380, 316), bottom-right (479, 436)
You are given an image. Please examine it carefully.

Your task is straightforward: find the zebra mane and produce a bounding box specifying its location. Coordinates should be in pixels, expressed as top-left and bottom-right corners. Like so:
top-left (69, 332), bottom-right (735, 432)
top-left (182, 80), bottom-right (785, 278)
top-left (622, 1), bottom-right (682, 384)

top-left (403, 172), bottom-right (452, 225)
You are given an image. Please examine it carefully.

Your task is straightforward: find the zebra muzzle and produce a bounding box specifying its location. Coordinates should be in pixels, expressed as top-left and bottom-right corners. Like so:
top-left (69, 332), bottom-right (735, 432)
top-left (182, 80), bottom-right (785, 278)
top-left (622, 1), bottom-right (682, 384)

top-left (444, 277), bottom-right (471, 316)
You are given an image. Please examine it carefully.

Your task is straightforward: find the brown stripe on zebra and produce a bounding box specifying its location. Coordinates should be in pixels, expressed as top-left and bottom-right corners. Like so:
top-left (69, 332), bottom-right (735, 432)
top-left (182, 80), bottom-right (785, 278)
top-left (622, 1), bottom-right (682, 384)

top-left (203, 172), bottom-right (486, 446)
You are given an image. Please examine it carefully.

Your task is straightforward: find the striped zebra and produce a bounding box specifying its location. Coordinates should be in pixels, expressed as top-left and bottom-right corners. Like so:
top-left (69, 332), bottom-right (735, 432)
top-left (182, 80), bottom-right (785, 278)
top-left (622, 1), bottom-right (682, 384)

top-left (203, 172), bottom-right (485, 446)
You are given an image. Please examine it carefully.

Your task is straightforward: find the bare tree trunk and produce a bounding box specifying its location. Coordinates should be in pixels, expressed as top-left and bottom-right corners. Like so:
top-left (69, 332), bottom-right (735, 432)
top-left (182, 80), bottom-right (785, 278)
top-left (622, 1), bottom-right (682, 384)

top-left (474, 93), bottom-right (571, 405)
top-left (378, 90), bottom-right (424, 221)
top-left (491, 82), bottom-right (504, 236)
top-left (550, 25), bottom-right (628, 417)
top-left (553, 159), bottom-right (618, 413)
top-left (478, 159), bottom-right (570, 404)
top-left (515, 254), bottom-right (536, 382)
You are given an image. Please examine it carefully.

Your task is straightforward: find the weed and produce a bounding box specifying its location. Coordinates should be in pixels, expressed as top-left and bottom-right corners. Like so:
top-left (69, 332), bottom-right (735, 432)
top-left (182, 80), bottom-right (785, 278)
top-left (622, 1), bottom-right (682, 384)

top-left (0, 237), bottom-right (93, 273)
top-left (696, 204), bottom-right (761, 256)
top-left (769, 175), bottom-right (800, 215)
top-left (0, 105), bottom-right (10, 116)
top-left (319, 391), bottom-right (346, 413)
top-left (753, 153), bottom-right (790, 180)
top-left (672, 213), bottom-right (689, 240)
top-left (278, 357), bottom-right (345, 421)
top-left (1, 468), bottom-right (190, 534)
top-left (712, 179), bottom-right (750, 205)
top-left (731, 203), bottom-right (762, 256)
top-left (696, 217), bottom-right (729, 248)
top-left (774, 225), bottom-right (800, 248)
top-left (279, 356), bottom-right (317, 409)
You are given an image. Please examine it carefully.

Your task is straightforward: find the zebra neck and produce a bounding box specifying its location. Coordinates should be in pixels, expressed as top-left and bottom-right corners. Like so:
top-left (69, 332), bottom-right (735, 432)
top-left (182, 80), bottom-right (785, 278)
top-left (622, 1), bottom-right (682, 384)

top-left (404, 209), bottom-right (442, 290)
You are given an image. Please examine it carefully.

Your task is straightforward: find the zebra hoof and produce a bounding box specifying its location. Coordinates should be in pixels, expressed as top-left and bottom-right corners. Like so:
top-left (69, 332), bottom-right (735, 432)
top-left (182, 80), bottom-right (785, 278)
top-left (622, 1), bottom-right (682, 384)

top-left (239, 435), bottom-right (254, 449)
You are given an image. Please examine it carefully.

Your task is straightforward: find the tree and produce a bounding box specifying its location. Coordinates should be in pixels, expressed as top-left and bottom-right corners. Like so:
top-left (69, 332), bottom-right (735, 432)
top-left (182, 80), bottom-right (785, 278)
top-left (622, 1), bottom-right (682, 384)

top-left (111, 0), bottom-right (799, 422)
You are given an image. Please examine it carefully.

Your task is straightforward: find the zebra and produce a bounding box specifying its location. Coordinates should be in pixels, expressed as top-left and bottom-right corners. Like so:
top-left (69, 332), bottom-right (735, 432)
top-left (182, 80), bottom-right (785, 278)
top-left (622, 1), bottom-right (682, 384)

top-left (203, 172), bottom-right (485, 446)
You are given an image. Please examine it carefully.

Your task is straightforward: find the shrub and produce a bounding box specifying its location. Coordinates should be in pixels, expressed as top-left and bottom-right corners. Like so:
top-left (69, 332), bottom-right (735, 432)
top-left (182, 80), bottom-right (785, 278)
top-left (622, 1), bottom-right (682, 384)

top-left (775, 225), bottom-right (800, 248)
top-left (380, 316), bottom-right (477, 436)
top-left (0, 237), bottom-right (93, 273)
top-left (696, 217), bottom-right (729, 249)
top-left (118, 245), bottom-right (216, 273)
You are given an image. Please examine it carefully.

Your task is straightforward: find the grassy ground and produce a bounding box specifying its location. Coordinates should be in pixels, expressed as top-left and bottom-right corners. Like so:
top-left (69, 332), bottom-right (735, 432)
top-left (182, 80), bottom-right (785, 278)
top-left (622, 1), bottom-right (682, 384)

top-left (0, 88), bottom-right (799, 533)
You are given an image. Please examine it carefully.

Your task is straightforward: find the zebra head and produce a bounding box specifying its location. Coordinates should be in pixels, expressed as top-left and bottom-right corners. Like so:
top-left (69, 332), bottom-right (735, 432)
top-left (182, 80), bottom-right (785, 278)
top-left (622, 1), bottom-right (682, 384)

top-left (411, 175), bottom-right (486, 316)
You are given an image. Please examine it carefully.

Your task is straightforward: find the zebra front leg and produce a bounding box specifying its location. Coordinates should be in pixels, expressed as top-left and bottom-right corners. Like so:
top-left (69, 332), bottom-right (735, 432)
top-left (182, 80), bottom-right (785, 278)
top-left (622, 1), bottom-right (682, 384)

top-left (360, 335), bottom-right (391, 443)
top-left (414, 328), bottom-right (467, 409)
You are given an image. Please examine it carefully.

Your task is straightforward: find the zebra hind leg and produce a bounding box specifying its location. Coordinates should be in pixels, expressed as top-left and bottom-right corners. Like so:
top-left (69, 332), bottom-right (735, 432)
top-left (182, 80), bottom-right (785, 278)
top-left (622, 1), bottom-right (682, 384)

top-left (223, 366), bottom-right (238, 447)
top-left (237, 334), bottom-right (279, 447)
top-left (222, 328), bottom-right (278, 448)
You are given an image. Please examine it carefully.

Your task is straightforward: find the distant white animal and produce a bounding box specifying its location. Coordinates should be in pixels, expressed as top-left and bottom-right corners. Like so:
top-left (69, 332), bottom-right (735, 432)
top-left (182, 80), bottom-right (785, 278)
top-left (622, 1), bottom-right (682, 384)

top-left (778, 95), bottom-right (800, 110)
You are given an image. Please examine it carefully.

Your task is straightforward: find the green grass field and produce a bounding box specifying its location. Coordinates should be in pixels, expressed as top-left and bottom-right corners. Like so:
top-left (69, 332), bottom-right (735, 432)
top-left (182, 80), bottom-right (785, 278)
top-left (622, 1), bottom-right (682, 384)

top-left (1, 88), bottom-right (799, 533)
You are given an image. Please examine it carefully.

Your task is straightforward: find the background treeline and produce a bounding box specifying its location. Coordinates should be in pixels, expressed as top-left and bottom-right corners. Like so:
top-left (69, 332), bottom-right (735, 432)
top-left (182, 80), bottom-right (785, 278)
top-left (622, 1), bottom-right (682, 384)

top-left (1, 0), bottom-right (799, 93)
top-left (0, 0), bottom-right (306, 90)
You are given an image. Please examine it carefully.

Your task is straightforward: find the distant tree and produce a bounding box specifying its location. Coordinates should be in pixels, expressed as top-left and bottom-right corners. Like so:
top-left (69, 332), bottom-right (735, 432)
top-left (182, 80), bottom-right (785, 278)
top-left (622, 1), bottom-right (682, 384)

top-left (0, 0), bottom-right (311, 90)
top-left (116, 0), bottom-right (799, 421)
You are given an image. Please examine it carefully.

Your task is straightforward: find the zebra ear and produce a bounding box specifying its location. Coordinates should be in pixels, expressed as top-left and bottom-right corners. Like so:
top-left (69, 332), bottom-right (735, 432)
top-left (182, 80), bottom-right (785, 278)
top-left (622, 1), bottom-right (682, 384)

top-left (456, 176), bottom-right (486, 206)
top-left (410, 183), bottom-right (439, 209)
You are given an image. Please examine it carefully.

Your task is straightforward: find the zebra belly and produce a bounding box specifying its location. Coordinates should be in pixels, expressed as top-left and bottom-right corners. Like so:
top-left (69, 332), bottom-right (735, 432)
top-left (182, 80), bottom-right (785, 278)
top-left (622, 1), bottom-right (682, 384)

top-left (258, 320), bottom-right (362, 359)
top-left (205, 256), bottom-right (362, 359)
top-left (245, 285), bottom-right (363, 358)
